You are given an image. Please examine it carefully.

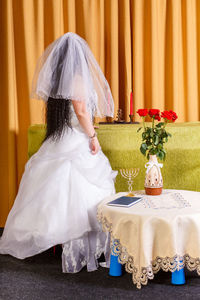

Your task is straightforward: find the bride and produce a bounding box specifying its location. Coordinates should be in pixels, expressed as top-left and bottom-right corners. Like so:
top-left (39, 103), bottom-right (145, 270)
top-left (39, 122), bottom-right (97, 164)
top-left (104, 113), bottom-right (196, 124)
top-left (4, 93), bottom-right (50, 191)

top-left (0, 32), bottom-right (117, 272)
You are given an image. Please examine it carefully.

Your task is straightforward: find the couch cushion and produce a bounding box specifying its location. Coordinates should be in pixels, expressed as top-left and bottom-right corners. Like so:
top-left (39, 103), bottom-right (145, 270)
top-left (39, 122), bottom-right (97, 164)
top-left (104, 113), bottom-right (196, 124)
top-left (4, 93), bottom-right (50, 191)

top-left (28, 122), bottom-right (200, 192)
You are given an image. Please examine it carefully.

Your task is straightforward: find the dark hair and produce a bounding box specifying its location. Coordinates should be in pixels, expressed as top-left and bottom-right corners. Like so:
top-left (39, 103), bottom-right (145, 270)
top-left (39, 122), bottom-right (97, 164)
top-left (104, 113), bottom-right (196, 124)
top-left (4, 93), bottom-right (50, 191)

top-left (44, 38), bottom-right (72, 142)
top-left (44, 97), bottom-right (72, 142)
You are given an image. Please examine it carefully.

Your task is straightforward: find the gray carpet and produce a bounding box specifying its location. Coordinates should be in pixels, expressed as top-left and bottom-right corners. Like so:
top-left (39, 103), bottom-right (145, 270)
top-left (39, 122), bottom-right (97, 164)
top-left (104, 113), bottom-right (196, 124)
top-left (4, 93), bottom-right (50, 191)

top-left (0, 228), bottom-right (200, 300)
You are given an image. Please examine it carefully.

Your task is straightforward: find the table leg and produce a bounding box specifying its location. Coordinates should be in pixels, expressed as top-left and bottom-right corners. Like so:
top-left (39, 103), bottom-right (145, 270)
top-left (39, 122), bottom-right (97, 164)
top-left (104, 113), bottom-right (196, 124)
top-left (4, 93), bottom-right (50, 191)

top-left (109, 240), bottom-right (122, 276)
top-left (171, 268), bottom-right (186, 285)
top-left (109, 254), bottom-right (122, 276)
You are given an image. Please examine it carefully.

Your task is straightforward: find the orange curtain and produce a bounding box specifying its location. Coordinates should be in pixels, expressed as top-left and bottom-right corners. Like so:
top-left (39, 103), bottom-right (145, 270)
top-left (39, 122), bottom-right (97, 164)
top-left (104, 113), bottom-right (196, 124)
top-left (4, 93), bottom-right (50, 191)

top-left (0, 0), bottom-right (200, 226)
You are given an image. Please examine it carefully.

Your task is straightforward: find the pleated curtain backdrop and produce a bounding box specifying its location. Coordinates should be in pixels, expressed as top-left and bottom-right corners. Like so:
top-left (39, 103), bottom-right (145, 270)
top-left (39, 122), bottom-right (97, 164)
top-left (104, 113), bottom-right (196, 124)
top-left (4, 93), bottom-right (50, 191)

top-left (0, 0), bottom-right (200, 226)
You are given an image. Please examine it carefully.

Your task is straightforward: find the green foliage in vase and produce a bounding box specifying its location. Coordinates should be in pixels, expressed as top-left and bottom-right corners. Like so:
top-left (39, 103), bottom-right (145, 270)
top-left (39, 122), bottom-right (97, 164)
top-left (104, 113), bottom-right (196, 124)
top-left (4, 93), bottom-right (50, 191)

top-left (137, 109), bottom-right (178, 161)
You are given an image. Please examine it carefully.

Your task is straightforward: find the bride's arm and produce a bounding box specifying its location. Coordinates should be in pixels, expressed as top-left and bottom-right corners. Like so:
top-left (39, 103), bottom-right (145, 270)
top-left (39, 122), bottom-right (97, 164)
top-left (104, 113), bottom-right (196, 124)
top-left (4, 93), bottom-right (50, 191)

top-left (72, 100), bottom-right (100, 155)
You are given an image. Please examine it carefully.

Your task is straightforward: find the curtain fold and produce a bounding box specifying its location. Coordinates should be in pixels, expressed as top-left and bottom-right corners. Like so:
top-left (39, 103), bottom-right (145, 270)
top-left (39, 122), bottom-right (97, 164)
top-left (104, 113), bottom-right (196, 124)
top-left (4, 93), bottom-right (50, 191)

top-left (0, 0), bottom-right (200, 226)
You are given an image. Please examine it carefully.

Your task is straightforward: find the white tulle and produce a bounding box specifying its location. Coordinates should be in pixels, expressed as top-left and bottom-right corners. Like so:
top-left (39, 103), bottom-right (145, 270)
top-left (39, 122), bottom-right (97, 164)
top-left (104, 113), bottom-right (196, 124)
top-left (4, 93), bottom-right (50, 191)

top-left (30, 32), bottom-right (114, 118)
top-left (62, 231), bottom-right (111, 273)
top-left (0, 109), bottom-right (117, 271)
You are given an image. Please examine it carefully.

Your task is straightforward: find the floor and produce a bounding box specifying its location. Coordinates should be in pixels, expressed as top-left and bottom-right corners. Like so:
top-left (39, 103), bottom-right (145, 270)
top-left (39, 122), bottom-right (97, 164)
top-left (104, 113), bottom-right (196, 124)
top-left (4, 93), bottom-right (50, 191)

top-left (0, 229), bottom-right (200, 300)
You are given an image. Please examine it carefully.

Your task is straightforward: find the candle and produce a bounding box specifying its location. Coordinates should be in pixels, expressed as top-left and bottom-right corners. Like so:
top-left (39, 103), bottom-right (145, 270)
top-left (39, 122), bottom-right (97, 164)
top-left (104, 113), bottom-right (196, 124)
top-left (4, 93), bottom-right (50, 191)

top-left (130, 91), bottom-right (133, 115)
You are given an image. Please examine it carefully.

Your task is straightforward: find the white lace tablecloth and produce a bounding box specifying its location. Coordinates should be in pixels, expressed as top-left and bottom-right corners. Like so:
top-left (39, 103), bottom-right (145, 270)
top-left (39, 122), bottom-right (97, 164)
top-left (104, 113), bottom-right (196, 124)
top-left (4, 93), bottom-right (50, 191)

top-left (97, 189), bottom-right (200, 288)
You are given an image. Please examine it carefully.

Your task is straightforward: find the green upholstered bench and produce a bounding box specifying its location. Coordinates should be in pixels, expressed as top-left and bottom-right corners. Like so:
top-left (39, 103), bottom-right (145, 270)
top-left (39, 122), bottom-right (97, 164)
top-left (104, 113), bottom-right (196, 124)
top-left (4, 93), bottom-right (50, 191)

top-left (28, 122), bottom-right (200, 192)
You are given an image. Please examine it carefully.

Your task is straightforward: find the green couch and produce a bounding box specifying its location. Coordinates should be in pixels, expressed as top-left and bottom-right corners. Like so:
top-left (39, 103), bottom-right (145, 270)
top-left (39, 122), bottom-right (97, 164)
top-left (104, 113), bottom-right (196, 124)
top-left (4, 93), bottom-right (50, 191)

top-left (28, 122), bottom-right (200, 192)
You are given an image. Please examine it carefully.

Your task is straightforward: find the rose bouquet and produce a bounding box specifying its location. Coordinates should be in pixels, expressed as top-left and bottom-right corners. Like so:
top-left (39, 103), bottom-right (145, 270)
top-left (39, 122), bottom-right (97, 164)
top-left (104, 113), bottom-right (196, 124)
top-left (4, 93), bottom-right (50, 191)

top-left (137, 109), bottom-right (178, 161)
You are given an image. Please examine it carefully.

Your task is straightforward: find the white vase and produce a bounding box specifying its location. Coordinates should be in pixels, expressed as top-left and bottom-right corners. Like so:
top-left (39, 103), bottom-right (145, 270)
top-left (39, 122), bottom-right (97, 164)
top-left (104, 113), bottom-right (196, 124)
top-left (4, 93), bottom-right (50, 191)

top-left (144, 155), bottom-right (163, 195)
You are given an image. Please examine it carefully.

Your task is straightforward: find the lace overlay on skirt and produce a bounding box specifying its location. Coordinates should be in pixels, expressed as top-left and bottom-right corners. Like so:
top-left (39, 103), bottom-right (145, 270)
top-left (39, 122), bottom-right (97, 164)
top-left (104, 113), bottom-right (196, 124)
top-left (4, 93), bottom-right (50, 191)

top-left (97, 213), bottom-right (200, 289)
top-left (62, 231), bottom-right (110, 273)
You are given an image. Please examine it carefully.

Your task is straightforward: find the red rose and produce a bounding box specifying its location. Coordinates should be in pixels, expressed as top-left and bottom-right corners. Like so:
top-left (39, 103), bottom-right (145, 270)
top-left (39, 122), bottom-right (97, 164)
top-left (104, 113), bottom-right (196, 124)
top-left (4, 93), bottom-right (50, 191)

top-left (161, 110), bottom-right (178, 122)
top-left (155, 114), bottom-right (161, 121)
top-left (169, 110), bottom-right (178, 122)
top-left (148, 109), bottom-right (160, 119)
top-left (161, 111), bottom-right (172, 120)
top-left (136, 109), bottom-right (148, 117)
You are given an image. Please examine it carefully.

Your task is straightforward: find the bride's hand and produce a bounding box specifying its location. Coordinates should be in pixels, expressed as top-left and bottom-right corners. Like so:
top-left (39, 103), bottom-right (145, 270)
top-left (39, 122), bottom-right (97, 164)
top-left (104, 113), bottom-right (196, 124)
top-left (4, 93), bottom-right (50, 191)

top-left (90, 137), bottom-right (100, 155)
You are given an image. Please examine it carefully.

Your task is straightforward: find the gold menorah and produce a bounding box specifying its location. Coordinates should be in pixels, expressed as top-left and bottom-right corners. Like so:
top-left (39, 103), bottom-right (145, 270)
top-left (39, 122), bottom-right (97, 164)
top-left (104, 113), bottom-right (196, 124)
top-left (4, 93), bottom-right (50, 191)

top-left (120, 168), bottom-right (140, 196)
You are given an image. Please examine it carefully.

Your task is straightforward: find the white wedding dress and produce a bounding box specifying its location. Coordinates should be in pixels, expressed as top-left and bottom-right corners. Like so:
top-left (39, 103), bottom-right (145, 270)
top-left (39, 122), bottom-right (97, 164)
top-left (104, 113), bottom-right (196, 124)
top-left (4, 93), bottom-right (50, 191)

top-left (0, 105), bottom-right (117, 272)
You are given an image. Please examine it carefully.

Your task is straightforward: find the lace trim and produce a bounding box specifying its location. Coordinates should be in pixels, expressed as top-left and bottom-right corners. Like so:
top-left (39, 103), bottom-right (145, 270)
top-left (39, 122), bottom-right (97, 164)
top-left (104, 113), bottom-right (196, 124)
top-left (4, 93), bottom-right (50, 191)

top-left (97, 212), bottom-right (200, 289)
top-left (141, 192), bottom-right (191, 210)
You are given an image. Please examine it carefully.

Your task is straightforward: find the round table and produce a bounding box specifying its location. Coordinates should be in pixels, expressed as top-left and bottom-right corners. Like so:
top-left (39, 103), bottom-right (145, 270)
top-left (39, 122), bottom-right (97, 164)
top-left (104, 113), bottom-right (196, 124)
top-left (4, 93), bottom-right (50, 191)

top-left (97, 189), bottom-right (200, 289)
